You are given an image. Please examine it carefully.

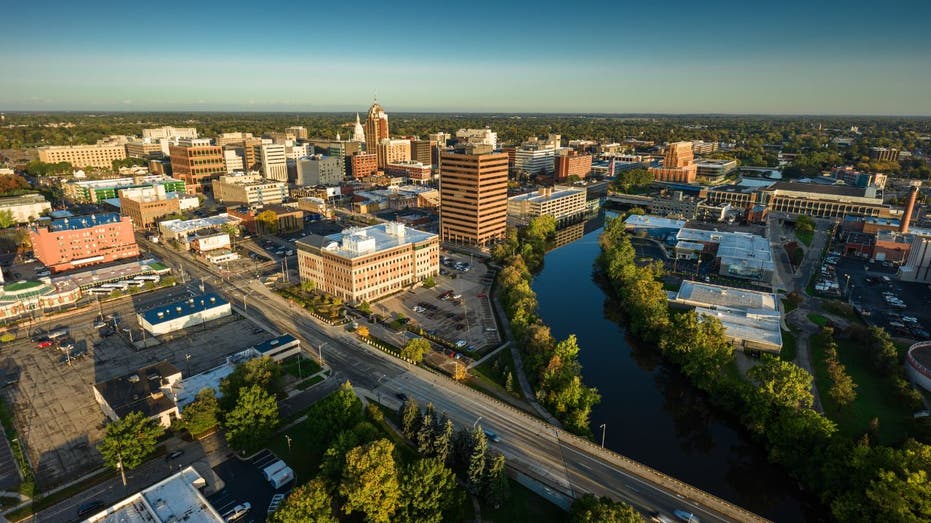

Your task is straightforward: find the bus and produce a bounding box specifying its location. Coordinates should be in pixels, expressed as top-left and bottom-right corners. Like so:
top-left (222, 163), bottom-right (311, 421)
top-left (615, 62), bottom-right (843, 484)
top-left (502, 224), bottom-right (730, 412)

top-left (101, 282), bottom-right (129, 290)
top-left (125, 280), bottom-right (145, 287)
top-left (87, 287), bottom-right (112, 295)
top-left (135, 274), bottom-right (161, 282)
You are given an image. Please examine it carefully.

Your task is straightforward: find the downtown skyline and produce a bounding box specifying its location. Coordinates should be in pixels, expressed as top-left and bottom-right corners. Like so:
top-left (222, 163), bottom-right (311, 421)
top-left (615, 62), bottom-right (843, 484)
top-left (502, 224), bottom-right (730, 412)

top-left (2, 0), bottom-right (931, 115)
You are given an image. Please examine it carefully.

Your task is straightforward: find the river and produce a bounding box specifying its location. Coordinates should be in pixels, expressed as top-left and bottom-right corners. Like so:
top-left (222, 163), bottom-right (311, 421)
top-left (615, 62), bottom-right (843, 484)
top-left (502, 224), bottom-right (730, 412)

top-left (532, 215), bottom-right (820, 521)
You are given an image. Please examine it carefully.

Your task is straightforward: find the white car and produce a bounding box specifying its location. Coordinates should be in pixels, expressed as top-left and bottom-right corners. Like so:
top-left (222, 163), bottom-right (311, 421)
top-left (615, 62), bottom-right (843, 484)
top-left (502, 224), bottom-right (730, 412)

top-left (223, 502), bottom-right (251, 522)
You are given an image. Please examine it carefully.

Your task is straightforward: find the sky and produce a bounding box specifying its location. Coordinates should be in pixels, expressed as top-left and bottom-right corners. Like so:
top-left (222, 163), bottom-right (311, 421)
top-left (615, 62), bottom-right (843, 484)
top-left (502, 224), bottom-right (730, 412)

top-left (2, 0), bottom-right (930, 115)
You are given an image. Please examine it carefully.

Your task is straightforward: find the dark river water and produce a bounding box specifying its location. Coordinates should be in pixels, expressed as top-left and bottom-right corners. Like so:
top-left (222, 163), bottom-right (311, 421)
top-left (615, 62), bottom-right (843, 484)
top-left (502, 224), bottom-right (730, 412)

top-left (532, 215), bottom-right (819, 522)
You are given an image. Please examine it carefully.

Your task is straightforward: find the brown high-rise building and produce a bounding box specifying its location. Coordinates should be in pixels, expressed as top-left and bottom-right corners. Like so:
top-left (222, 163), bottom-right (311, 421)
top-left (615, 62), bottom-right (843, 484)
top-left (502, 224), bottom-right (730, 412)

top-left (439, 151), bottom-right (508, 246)
top-left (650, 141), bottom-right (697, 183)
top-left (411, 139), bottom-right (436, 166)
top-left (350, 152), bottom-right (379, 179)
top-left (364, 101), bottom-right (389, 156)
top-left (554, 150), bottom-right (593, 180)
top-left (169, 140), bottom-right (226, 193)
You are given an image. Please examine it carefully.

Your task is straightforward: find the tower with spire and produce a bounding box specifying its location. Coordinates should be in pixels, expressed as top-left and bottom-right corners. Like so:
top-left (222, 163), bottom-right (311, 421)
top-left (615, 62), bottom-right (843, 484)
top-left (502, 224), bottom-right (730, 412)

top-left (364, 97), bottom-right (389, 158)
top-left (351, 113), bottom-right (365, 143)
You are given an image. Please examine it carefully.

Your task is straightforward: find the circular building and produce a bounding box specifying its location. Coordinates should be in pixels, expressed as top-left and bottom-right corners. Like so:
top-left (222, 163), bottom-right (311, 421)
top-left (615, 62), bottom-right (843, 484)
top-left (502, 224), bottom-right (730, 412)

top-left (905, 341), bottom-right (931, 392)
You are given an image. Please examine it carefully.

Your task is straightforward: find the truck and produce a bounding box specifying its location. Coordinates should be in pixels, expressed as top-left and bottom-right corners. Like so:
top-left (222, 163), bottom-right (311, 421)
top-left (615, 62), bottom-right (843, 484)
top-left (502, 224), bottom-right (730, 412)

top-left (262, 460), bottom-right (294, 489)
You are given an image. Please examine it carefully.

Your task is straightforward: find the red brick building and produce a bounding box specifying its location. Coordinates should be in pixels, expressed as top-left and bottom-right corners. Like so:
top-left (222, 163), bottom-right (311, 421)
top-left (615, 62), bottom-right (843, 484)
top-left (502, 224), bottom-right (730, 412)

top-left (169, 142), bottom-right (225, 193)
top-left (350, 152), bottom-right (378, 179)
top-left (385, 161), bottom-right (433, 183)
top-left (554, 151), bottom-right (593, 180)
top-left (30, 213), bottom-right (139, 273)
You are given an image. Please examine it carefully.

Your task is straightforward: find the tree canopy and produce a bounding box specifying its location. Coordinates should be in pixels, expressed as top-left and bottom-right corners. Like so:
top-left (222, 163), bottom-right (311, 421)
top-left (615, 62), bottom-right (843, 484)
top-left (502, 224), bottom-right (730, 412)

top-left (97, 411), bottom-right (163, 475)
top-left (223, 384), bottom-right (279, 452)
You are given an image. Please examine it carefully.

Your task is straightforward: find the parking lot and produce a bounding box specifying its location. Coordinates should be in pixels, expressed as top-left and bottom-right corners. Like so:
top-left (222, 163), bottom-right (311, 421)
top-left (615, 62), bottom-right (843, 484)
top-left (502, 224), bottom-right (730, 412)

top-left (208, 450), bottom-right (292, 523)
top-left (1, 286), bottom-right (277, 488)
top-left (833, 256), bottom-right (931, 340)
top-left (375, 252), bottom-right (500, 356)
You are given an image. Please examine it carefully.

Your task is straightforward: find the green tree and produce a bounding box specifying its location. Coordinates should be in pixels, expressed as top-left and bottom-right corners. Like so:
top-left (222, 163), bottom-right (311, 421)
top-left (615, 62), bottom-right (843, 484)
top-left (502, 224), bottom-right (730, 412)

top-left (466, 425), bottom-right (487, 495)
top-left (505, 371), bottom-right (515, 393)
top-left (0, 210), bottom-right (15, 228)
top-left (97, 411), bottom-right (164, 486)
top-left (416, 413), bottom-right (435, 456)
top-left (219, 356), bottom-right (283, 410)
top-left (433, 418), bottom-right (454, 464)
top-left (484, 453), bottom-right (510, 508)
top-left (400, 398), bottom-right (421, 440)
top-left (256, 209), bottom-right (279, 234)
top-left (796, 215), bottom-right (815, 235)
top-left (422, 275), bottom-right (437, 288)
top-left (396, 458), bottom-right (461, 523)
top-left (401, 338), bottom-right (431, 364)
top-left (747, 355), bottom-right (814, 411)
top-left (220, 222), bottom-right (240, 238)
top-left (223, 384), bottom-right (279, 453)
top-left (340, 439), bottom-right (401, 523)
top-left (570, 494), bottom-right (643, 522)
top-left (269, 478), bottom-right (337, 523)
top-left (181, 388), bottom-right (221, 435)
top-left (612, 167), bottom-right (654, 193)
top-left (821, 331), bottom-right (858, 408)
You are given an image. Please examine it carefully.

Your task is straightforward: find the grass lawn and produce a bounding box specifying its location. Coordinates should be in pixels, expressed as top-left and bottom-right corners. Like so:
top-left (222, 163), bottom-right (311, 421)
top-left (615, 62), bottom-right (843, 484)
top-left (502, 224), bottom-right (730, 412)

top-left (473, 350), bottom-right (522, 399)
top-left (807, 313), bottom-right (829, 327)
top-left (483, 478), bottom-right (569, 523)
top-left (796, 229), bottom-right (814, 246)
top-left (781, 328), bottom-right (798, 362)
top-left (781, 298), bottom-right (798, 314)
top-left (295, 375), bottom-right (325, 390)
top-left (810, 333), bottom-right (912, 444)
top-left (281, 355), bottom-right (322, 380)
top-left (822, 301), bottom-right (860, 323)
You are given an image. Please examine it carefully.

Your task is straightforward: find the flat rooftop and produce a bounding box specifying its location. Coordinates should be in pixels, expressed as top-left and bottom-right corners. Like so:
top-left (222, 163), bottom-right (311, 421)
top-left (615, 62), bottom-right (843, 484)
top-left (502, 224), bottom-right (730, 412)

top-left (624, 214), bottom-right (686, 230)
top-left (675, 280), bottom-right (778, 314)
top-left (85, 466), bottom-right (223, 523)
top-left (300, 222), bottom-right (436, 259)
top-left (509, 187), bottom-right (585, 203)
top-left (140, 294), bottom-right (228, 326)
top-left (93, 361), bottom-right (180, 420)
top-left (671, 280), bottom-right (782, 349)
top-left (54, 259), bottom-right (166, 289)
top-left (766, 181), bottom-right (873, 198)
top-left (48, 213), bottom-right (122, 232)
top-left (160, 214), bottom-right (240, 234)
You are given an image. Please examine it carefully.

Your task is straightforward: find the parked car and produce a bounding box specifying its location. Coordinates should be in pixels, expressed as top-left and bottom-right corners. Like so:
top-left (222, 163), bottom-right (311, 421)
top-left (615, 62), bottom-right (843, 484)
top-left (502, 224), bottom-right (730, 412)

top-left (223, 502), bottom-right (252, 522)
top-left (77, 500), bottom-right (105, 518)
top-left (35, 340), bottom-right (53, 349)
top-left (165, 449), bottom-right (185, 461)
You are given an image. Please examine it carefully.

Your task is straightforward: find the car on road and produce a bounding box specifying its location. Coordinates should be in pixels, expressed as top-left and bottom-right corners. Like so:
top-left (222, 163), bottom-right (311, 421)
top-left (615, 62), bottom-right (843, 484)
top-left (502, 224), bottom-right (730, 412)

top-left (673, 509), bottom-right (699, 522)
top-left (93, 320), bottom-right (107, 329)
top-left (166, 449), bottom-right (185, 461)
top-left (223, 502), bottom-right (251, 522)
top-left (483, 429), bottom-right (501, 442)
top-left (35, 340), bottom-right (53, 349)
top-left (649, 512), bottom-right (675, 523)
top-left (77, 500), bottom-right (105, 518)
top-left (395, 392), bottom-right (409, 402)
top-left (252, 327), bottom-right (265, 334)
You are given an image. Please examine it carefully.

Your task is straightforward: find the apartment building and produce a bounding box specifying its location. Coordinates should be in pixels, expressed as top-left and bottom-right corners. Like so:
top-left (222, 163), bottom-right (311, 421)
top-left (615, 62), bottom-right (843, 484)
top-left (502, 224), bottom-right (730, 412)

top-left (296, 222), bottom-right (439, 303)
top-left (439, 151), bottom-right (509, 246)
top-left (211, 173), bottom-right (288, 206)
top-left (507, 186), bottom-right (587, 223)
top-left (37, 140), bottom-right (128, 169)
top-left (30, 213), bottom-right (140, 272)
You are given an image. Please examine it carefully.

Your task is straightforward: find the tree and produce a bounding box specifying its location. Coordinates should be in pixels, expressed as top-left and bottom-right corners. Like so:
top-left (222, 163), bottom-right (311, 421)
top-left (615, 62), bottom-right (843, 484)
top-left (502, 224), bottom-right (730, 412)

top-left (570, 494), bottom-right (643, 522)
top-left (416, 413), bottom-right (435, 456)
top-left (340, 439), bottom-right (401, 523)
top-left (747, 355), bottom-right (814, 411)
top-left (822, 331), bottom-right (858, 408)
top-left (401, 338), bottom-right (431, 364)
top-left (219, 356), bottom-right (283, 410)
top-left (433, 418), bottom-right (454, 464)
top-left (400, 398), bottom-right (421, 440)
top-left (181, 388), bottom-right (221, 435)
top-left (356, 325), bottom-right (370, 338)
top-left (256, 209), bottom-right (279, 234)
top-left (452, 362), bottom-right (468, 381)
top-left (505, 371), bottom-right (515, 393)
top-left (396, 458), bottom-right (461, 523)
top-left (300, 280), bottom-right (316, 293)
top-left (484, 453), bottom-right (510, 508)
top-left (97, 411), bottom-right (164, 486)
top-left (220, 222), bottom-right (240, 238)
top-left (796, 215), bottom-right (815, 235)
top-left (612, 167), bottom-right (654, 193)
top-left (0, 210), bottom-right (15, 229)
top-left (223, 384), bottom-right (279, 453)
top-left (305, 381), bottom-right (364, 449)
top-left (269, 478), bottom-right (337, 523)
top-left (422, 276), bottom-right (437, 288)
top-left (466, 425), bottom-right (487, 495)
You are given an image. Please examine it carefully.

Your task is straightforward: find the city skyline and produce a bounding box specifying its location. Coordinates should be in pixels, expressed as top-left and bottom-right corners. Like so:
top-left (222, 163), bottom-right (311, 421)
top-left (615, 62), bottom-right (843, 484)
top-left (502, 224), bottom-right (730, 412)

top-left (3, 0), bottom-right (931, 115)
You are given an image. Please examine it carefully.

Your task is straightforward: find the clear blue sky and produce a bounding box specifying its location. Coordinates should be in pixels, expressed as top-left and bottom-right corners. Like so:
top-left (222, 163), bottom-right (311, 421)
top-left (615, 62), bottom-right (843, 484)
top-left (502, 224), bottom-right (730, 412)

top-left (2, 0), bottom-right (930, 115)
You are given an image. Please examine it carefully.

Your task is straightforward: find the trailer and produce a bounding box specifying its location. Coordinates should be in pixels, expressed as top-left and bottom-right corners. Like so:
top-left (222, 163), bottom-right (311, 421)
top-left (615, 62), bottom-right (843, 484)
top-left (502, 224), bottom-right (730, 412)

top-left (261, 459), bottom-right (294, 489)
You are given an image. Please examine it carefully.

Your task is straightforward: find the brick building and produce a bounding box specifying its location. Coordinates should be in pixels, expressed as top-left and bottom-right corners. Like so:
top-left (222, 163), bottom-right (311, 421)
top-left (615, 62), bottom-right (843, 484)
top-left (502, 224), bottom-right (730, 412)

top-left (30, 213), bottom-right (139, 272)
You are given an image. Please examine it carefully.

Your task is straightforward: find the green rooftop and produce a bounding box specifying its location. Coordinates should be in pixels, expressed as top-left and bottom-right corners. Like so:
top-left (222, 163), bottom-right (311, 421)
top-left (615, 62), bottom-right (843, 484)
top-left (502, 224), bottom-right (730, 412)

top-left (4, 280), bottom-right (45, 292)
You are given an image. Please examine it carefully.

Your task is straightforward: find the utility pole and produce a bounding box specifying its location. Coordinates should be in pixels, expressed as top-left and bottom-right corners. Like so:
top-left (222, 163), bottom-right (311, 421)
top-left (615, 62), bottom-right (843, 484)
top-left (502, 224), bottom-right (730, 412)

top-left (285, 434), bottom-right (292, 454)
top-left (600, 423), bottom-right (607, 448)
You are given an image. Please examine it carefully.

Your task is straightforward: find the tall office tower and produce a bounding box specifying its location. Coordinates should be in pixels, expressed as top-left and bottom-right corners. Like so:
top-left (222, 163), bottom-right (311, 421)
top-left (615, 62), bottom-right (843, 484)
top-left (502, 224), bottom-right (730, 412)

top-left (411, 139), bottom-right (436, 166)
top-left (257, 144), bottom-right (288, 182)
top-left (649, 141), bottom-right (697, 183)
top-left (287, 126), bottom-right (308, 140)
top-left (169, 139), bottom-right (225, 193)
top-left (377, 139), bottom-right (411, 168)
top-left (364, 100), bottom-right (389, 156)
top-left (351, 114), bottom-right (365, 143)
top-left (439, 151), bottom-right (509, 246)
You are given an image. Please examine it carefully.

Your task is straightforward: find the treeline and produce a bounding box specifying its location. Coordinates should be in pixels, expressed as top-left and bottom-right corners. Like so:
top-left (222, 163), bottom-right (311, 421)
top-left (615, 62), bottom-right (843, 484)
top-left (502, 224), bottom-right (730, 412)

top-left (494, 216), bottom-right (600, 436)
top-left (599, 217), bottom-right (931, 521)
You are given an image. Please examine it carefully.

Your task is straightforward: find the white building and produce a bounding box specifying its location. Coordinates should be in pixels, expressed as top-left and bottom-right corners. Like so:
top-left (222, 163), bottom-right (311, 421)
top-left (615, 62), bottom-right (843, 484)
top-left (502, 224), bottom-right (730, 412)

top-left (137, 294), bottom-right (232, 335)
top-left (191, 232), bottom-right (231, 253)
top-left (507, 186), bottom-right (587, 223)
top-left (211, 173), bottom-right (288, 206)
top-left (258, 143), bottom-right (288, 182)
top-left (92, 361), bottom-right (183, 428)
top-left (222, 148), bottom-right (244, 173)
top-left (514, 145), bottom-right (556, 175)
top-left (286, 143), bottom-right (312, 160)
top-left (296, 155), bottom-right (343, 186)
top-left (158, 214), bottom-right (242, 242)
top-left (83, 466), bottom-right (224, 523)
top-left (142, 126), bottom-right (198, 140)
top-left (0, 194), bottom-right (51, 223)
top-left (352, 113), bottom-right (365, 143)
top-left (456, 128), bottom-right (498, 149)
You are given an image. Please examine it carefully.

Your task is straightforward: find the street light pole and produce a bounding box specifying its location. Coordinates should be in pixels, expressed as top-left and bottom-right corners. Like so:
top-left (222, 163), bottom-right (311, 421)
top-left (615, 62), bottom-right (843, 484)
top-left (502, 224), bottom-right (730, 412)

top-left (285, 434), bottom-right (292, 454)
top-left (600, 423), bottom-right (606, 448)
top-left (472, 416), bottom-right (483, 429)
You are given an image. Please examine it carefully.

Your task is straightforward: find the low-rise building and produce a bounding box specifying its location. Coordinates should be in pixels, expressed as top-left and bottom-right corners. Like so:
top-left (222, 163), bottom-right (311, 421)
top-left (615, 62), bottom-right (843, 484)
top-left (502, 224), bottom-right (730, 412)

top-left (507, 186), bottom-right (587, 223)
top-left (137, 294), bottom-right (232, 335)
top-left (118, 185), bottom-right (198, 229)
top-left (93, 361), bottom-right (182, 427)
top-left (63, 174), bottom-right (186, 204)
top-left (694, 159), bottom-right (738, 180)
top-left (31, 213), bottom-right (139, 273)
top-left (0, 279), bottom-right (81, 322)
top-left (0, 193), bottom-right (51, 223)
top-left (158, 214), bottom-right (242, 243)
top-left (211, 172), bottom-right (288, 206)
top-left (759, 181), bottom-right (888, 218)
top-left (385, 160), bottom-right (433, 182)
top-left (669, 280), bottom-right (782, 353)
top-left (675, 227), bottom-right (775, 283)
top-left (227, 205), bottom-right (303, 235)
top-left (297, 222), bottom-right (439, 303)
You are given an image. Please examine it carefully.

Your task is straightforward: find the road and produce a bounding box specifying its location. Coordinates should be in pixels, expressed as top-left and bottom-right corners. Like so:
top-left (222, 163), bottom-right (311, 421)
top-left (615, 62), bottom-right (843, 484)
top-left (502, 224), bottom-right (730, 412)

top-left (141, 236), bottom-right (768, 523)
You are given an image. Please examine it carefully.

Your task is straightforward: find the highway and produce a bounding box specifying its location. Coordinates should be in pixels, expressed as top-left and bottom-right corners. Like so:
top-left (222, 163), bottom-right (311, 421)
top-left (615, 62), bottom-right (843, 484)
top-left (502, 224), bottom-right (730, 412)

top-left (141, 236), bottom-right (768, 523)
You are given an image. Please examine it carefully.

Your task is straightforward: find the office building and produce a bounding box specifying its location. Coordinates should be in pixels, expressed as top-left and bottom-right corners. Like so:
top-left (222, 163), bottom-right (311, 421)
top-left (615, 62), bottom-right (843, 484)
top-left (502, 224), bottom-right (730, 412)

top-left (669, 281), bottom-right (782, 353)
top-left (30, 213), bottom-right (139, 273)
top-left (386, 161), bottom-right (433, 183)
top-left (411, 139), bottom-right (437, 166)
top-left (364, 101), bottom-right (390, 158)
top-left (222, 148), bottom-right (244, 173)
top-left (554, 150), bottom-right (593, 180)
top-left (82, 467), bottom-right (224, 523)
top-left (870, 147), bottom-right (900, 162)
top-left (351, 152), bottom-right (379, 179)
top-left (62, 174), bottom-right (186, 203)
top-left (143, 126), bottom-right (198, 140)
top-left (169, 140), bottom-right (225, 193)
top-left (514, 144), bottom-right (556, 176)
top-left (297, 155), bottom-right (343, 186)
top-left (93, 361), bottom-right (183, 428)
top-left (257, 143), bottom-right (288, 182)
top-left (37, 140), bottom-right (128, 169)
top-left (286, 143), bottom-right (312, 160)
top-left (215, 131), bottom-right (255, 147)
top-left (377, 138), bottom-right (411, 168)
top-left (118, 185), bottom-right (198, 229)
top-left (137, 293), bottom-right (232, 336)
top-left (297, 222), bottom-right (439, 302)
top-left (455, 128), bottom-right (498, 149)
top-left (0, 194), bottom-right (51, 223)
top-left (439, 151), bottom-right (509, 246)
top-left (125, 138), bottom-right (168, 160)
top-left (211, 173), bottom-right (288, 206)
top-left (650, 142), bottom-right (697, 183)
top-left (287, 126), bottom-right (308, 140)
top-left (508, 186), bottom-right (587, 223)
top-left (694, 159), bottom-right (738, 180)
top-left (759, 181), bottom-right (888, 218)
top-left (691, 140), bottom-right (719, 155)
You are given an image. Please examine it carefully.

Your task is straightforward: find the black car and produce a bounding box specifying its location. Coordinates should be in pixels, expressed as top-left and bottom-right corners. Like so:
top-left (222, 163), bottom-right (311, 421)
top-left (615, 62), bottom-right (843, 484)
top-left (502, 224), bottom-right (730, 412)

top-left (165, 449), bottom-right (185, 461)
top-left (395, 392), bottom-right (409, 402)
top-left (77, 500), bottom-right (105, 517)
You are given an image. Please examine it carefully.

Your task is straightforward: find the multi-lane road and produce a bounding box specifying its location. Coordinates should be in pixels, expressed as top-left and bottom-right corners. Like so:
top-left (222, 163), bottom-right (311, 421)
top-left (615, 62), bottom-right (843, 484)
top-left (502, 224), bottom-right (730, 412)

top-left (142, 236), bottom-right (768, 523)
